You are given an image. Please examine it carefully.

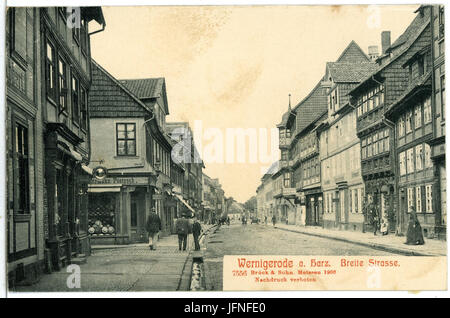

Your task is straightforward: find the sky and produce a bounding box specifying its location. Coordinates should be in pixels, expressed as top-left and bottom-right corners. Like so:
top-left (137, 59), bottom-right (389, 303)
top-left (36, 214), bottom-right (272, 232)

top-left (90, 5), bottom-right (418, 203)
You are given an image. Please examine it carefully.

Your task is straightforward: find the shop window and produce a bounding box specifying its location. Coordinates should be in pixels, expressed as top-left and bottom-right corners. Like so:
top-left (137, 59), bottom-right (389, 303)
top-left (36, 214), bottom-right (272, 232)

top-left (116, 123), bottom-right (136, 156)
top-left (88, 193), bottom-right (116, 235)
top-left (14, 123), bottom-right (29, 214)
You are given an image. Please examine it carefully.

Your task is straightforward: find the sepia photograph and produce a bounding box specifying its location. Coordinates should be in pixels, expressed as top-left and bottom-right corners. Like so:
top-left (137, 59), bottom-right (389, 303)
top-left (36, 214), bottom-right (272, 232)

top-left (2, 1), bottom-right (448, 296)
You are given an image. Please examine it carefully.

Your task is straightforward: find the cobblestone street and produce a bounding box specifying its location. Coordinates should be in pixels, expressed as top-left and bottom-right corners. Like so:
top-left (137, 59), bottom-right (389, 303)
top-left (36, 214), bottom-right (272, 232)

top-left (203, 223), bottom-right (398, 291)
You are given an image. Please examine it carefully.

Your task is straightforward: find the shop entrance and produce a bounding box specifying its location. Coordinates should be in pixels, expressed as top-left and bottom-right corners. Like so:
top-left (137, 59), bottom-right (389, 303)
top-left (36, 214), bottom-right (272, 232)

top-left (130, 190), bottom-right (147, 243)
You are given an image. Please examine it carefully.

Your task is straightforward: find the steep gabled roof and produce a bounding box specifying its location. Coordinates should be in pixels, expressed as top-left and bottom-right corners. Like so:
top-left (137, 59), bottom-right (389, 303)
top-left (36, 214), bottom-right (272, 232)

top-left (326, 62), bottom-right (379, 83)
top-left (89, 60), bottom-right (153, 118)
top-left (387, 6), bottom-right (430, 53)
top-left (292, 80), bottom-right (328, 137)
top-left (120, 78), bottom-right (169, 115)
top-left (336, 40), bottom-right (371, 63)
top-left (350, 8), bottom-right (431, 97)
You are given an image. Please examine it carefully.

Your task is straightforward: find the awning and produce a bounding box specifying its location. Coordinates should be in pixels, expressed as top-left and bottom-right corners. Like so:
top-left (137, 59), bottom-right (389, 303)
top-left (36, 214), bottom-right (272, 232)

top-left (88, 184), bottom-right (122, 193)
top-left (70, 149), bottom-right (83, 161)
top-left (174, 193), bottom-right (195, 214)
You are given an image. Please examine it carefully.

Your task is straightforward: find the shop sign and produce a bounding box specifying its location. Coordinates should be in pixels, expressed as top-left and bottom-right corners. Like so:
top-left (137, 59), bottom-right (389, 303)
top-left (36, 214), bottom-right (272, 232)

top-left (91, 176), bottom-right (149, 186)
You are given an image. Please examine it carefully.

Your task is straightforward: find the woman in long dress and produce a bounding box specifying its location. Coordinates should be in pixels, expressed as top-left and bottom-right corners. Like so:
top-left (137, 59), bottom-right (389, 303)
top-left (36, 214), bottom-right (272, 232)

top-left (405, 207), bottom-right (425, 245)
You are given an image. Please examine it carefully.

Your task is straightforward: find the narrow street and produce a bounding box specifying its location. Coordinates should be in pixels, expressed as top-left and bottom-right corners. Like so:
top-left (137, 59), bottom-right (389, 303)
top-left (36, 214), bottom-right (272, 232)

top-left (203, 222), bottom-right (396, 291)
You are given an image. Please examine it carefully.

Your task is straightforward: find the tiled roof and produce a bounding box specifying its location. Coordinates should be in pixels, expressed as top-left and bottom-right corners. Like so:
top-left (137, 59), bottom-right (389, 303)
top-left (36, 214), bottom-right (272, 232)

top-left (387, 6), bottom-right (430, 53)
top-left (335, 40), bottom-right (371, 63)
top-left (89, 60), bottom-right (152, 118)
top-left (292, 80), bottom-right (328, 136)
top-left (120, 77), bottom-right (169, 115)
top-left (350, 8), bottom-right (431, 97)
top-left (119, 78), bottom-right (165, 99)
top-left (326, 62), bottom-right (378, 83)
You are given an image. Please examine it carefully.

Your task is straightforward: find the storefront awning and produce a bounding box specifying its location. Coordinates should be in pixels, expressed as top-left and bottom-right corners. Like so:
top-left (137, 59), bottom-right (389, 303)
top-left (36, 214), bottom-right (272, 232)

top-left (88, 184), bottom-right (122, 193)
top-left (174, 193), bottom-right (195, 214)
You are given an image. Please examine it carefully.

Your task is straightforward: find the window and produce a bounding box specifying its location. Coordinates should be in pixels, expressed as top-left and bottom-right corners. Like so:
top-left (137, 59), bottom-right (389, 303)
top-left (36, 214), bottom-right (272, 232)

top-left (10, 8), bottom-right (27, 62)
top-left (373, 133), bottom-right (378, 156)
top-left (406, 111), bottom-right (412, 133)
top-left (283, 172), bottom-right (291, 188)
top-left (14, 123), bottom-right (29, 214)
top-left (58, 57), bottom-right (67, 113)
top-left (398, 117), bottom-right (405, 137)
top-left (367, 136), bottom-right (372, 157)
top-left (425, 185), bottom-right (433, 213)
top-left (407, 187), bottom-right (414, 212)
top-left (399, 151), bottom-right (406, 176)
top-left (406, 148), bottom-right (414, 174)
top-left (414, 104), bottom-right (422, 128)
top-left (72, 76), bottom-right (80, 124)
top-left (424, 143), bottom-right (432, 168)
top-left (439, 6), bottom-right (445, 38)
top-left (418, 56), bottom-right (424, 76)
top-left (424, 97), bottom-right (432, 124)
top-left (384, 129), bottom-right (390, 152)
top-left (80, 86), bottom-right (87, 130)
top-left (416, 186), bottom-right (422, 213)
top-left (441, 75), bottom-right (445, 120)
top-left (45, 40), bottom-right (57, 100)
top-left (116, 123), bottom-right (136, 156)
top-left (415, 144), bottom-right (423, 171)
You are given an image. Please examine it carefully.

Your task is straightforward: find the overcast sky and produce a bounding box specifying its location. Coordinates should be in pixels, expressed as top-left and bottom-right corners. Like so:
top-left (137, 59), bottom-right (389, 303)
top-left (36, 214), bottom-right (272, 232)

top-left (90, 5), bottom-right (417, 203)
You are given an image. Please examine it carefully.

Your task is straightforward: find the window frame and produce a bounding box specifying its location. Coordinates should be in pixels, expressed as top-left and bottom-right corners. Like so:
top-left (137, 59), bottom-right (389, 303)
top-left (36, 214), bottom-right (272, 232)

top-left (116, 123), bottom-right (137, 157)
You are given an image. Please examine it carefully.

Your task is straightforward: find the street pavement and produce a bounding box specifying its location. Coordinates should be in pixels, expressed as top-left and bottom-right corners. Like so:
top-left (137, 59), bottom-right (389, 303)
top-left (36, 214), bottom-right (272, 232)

top-left (11, 225), bottom-right (215, 293)
top-left (202, 222), bottom-right (401, 291)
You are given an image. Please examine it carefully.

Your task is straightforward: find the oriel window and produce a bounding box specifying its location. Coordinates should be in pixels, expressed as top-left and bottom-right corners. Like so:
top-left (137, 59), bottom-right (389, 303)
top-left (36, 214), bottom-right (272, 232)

top-left (14, 123), bottom-right (29, 214)
top-left (117, 123), bottom-right (136, 156)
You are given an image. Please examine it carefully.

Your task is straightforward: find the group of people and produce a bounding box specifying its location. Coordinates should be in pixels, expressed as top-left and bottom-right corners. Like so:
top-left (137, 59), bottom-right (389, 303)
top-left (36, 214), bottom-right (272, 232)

top-left (368, 205), bottom-right (425, 245)
top-left (145, 208), bottom-right (203, 252)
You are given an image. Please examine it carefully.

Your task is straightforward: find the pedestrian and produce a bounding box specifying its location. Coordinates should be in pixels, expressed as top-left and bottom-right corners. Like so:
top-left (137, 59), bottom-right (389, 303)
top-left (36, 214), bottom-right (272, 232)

top-left (146, 207), bottom-right (162, 251)
top-left (175, 212), bottom-right (190, 251)
top-left (405, 207), bottom-right (425, 245)
top-left (264, 215), bottom-right (268, 225)
top-left (192, 216), bottom-right (202, 251)
top-left (272, 215), bottom-right (276, 227)
top-left (371, 205), bottom-right (379, 236)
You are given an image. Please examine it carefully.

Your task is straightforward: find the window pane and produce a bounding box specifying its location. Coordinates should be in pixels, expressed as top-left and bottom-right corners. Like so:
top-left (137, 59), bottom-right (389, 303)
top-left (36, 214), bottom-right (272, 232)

top-left (127, 140), bottom-right (136, 155)
top-left (117, 140), bottom-right (126, 155)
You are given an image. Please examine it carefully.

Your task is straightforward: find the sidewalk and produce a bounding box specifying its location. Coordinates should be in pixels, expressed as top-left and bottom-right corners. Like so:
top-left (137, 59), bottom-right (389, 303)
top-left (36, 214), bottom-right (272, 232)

top-left (10, 223), bottom-right (215, 293)
top-left (272, 223), bottom-right (447, 256)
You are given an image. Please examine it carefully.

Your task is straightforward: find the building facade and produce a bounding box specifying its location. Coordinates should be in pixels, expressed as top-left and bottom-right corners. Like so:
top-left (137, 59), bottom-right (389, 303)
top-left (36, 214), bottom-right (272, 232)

top-left (6, 7), bottom-right (106, 284)
top-left (351, 7), bottom-right (432, 235)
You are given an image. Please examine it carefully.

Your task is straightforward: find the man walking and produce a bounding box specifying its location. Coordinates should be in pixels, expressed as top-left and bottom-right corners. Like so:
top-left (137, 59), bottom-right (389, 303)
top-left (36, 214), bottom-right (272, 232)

top-left (175, 212), bottom-right (190, 251)
top-left (272, 214), bottom-right (276, 227)
top-left (192, 216), bottom-right (202, 251)
top-left (146, 207), bottom-right (162, 250)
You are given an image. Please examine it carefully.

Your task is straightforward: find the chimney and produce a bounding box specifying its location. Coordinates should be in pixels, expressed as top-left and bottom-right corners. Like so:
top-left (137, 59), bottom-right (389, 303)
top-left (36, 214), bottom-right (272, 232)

top-left (368, 45), bottom-right (379, 61)
top-left (381, 31), bottom-right (391, 54)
